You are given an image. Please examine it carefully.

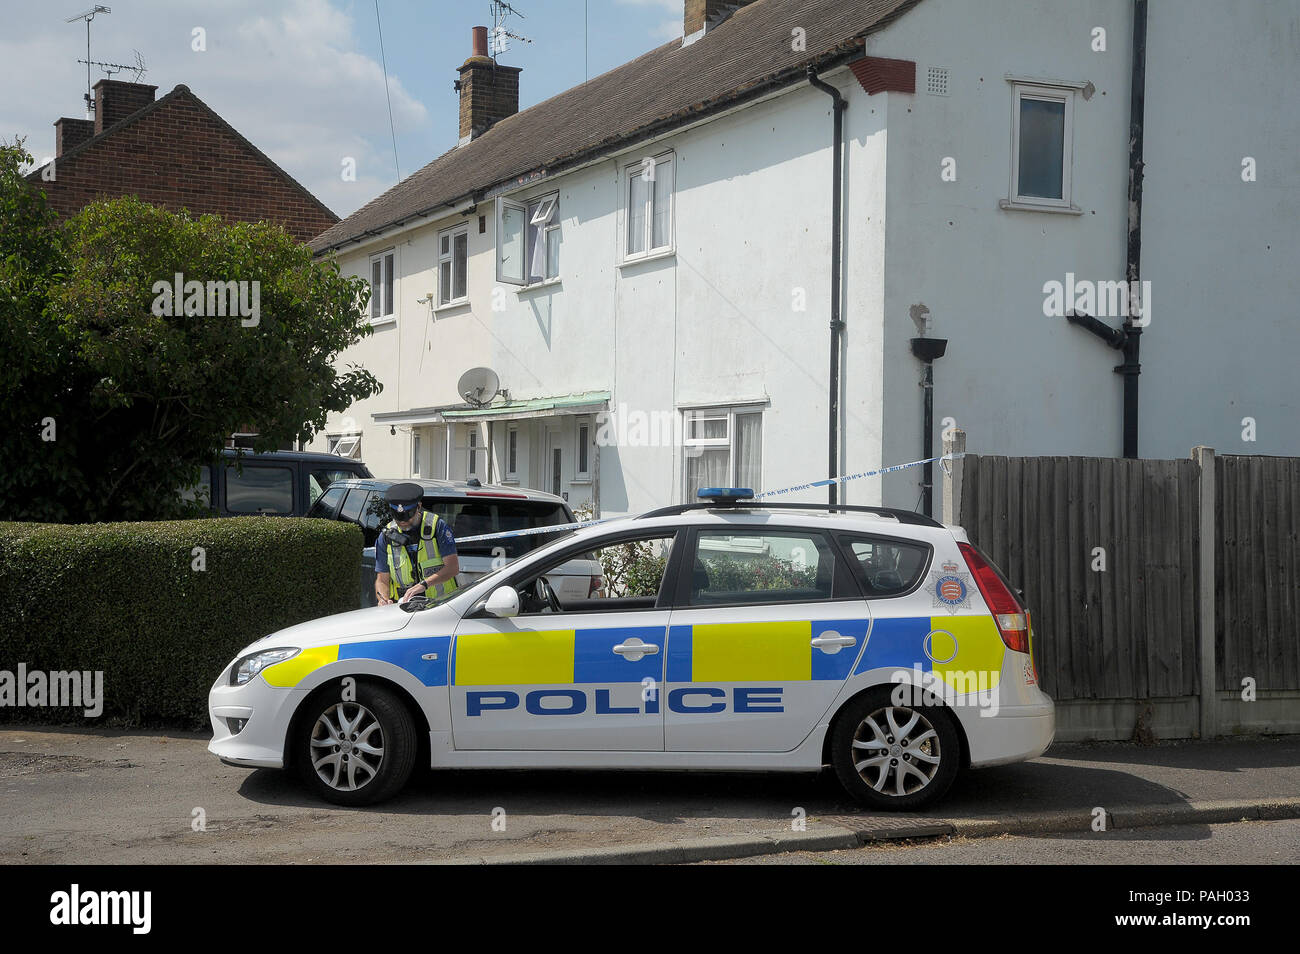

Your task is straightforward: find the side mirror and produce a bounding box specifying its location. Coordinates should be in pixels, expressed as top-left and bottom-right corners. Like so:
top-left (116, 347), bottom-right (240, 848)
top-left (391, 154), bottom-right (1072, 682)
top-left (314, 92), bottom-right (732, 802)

top-left (484, 585), bottom-right (520, 619)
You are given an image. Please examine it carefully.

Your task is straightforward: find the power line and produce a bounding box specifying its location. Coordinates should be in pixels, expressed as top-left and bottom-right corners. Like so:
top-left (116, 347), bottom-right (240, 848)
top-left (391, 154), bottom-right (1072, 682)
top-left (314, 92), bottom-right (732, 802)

top-left (374, 0), bottom-right (400, 182)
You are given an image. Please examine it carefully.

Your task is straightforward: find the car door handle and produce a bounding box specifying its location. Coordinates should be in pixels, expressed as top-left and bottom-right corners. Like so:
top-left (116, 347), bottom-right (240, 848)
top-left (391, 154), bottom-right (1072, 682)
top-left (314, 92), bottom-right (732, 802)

top-left (811, 634), bottom-right (856, 650)
top-left (613, 638), bottom-right (660, 659)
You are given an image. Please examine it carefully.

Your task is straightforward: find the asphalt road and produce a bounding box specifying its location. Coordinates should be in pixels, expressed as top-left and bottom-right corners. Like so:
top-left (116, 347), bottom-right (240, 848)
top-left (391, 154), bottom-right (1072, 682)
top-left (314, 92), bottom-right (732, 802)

top-left (1, 727), bottom-right (1297, 864)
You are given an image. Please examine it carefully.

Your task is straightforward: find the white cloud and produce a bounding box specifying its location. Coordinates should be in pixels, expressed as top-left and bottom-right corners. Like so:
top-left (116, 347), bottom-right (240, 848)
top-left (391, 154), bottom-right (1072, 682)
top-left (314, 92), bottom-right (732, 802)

top-left (615, 0), bottom-right (683, 39)
top-left (0, 0), bottom-right (428, 217)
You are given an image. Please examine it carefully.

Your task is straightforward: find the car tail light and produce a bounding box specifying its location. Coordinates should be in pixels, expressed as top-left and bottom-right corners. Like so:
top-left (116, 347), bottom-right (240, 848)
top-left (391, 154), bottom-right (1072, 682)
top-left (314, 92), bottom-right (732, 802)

top-left (959, 543), bottom-right (1030, 654)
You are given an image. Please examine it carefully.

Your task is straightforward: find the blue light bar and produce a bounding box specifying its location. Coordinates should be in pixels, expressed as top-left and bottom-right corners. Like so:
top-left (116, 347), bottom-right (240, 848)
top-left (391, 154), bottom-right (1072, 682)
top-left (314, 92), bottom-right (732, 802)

top-left (697, 487), bottom-right (754, 502)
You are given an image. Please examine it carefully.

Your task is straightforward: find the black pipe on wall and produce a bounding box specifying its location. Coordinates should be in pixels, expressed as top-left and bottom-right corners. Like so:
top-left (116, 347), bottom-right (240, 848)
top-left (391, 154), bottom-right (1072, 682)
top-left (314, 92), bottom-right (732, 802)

top-left (807, 67), bottom-right (847, 509)
top-left (1120, 0), bottom-right (1148, 458)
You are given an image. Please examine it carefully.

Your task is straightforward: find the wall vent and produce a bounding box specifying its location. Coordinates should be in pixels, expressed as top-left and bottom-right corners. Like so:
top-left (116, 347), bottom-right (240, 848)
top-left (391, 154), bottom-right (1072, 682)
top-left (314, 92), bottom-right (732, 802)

top-left (926, 67), bottom-right (950, 96)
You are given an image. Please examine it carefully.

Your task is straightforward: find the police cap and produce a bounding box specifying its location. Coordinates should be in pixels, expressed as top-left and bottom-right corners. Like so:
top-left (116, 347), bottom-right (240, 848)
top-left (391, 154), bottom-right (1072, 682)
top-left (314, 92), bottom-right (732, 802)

top-left (385, 482), bottom-right (424, 517)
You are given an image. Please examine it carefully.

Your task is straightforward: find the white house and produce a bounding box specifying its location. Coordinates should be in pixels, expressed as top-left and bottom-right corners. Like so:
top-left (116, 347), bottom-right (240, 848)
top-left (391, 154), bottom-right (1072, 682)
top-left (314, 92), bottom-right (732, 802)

top-left (308, 0), bottom-right (1300, 517)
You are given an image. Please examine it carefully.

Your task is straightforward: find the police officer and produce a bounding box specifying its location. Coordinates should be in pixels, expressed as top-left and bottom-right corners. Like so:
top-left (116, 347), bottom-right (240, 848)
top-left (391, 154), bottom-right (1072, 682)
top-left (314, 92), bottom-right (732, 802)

top-left (374, 482), bottom-right (460, 606)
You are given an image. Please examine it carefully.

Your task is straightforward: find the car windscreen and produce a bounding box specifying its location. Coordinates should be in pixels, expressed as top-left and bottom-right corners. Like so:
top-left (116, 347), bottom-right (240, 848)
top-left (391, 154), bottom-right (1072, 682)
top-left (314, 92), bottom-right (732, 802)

top-left (424, 498), bottom-right (572, 558)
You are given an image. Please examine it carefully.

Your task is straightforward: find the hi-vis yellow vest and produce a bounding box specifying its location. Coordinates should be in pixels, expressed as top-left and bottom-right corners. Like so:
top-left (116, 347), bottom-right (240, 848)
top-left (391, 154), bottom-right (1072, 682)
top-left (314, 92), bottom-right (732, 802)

top-left (384, 512), bottom-right (458, 601)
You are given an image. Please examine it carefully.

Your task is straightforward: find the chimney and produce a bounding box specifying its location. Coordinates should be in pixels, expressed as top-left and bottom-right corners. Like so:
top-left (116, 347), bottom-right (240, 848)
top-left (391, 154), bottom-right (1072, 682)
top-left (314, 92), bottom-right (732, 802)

top-left (93, 79), bottom-right (158, 135)
top-left (683, 0), bottom-right (757, 41)
top-left (54, 117), bottom-right (96, 156)
top-left (457, 26), bottom-right (521, 143)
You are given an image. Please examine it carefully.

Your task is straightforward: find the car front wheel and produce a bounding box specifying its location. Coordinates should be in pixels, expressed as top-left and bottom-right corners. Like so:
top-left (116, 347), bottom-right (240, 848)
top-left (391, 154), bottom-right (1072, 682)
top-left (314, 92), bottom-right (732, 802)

top-left (830, 687), bottom-right (961, 811)
top-left (295, 682), bottom-right (416, 806)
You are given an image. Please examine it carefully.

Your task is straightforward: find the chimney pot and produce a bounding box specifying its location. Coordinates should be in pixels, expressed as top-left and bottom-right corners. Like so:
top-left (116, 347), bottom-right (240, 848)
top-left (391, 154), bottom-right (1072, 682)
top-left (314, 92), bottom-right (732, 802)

top-left (472, 25), bottom-right (489, 58)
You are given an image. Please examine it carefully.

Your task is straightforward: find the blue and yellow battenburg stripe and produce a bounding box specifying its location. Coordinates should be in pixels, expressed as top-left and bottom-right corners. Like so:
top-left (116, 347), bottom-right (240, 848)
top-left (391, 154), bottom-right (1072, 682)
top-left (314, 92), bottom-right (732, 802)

top-left (853, 616), bottom-right (1005, 690)
top-left (259, 617), bottom-right (1004, 691)
top-left (261, 636), bottom-right (452, 688)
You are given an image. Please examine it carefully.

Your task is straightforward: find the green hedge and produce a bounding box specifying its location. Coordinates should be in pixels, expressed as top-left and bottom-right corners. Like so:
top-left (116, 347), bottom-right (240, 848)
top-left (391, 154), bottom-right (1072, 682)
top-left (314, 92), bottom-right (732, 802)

top-left (0, 517), bottom-right (362, 728)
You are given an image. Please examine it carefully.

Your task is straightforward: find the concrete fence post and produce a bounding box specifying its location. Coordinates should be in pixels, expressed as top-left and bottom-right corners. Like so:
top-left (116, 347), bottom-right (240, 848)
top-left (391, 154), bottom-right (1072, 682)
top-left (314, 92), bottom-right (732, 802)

top-left (942, 428), bottom-right (966, 526)
top-left (1193, 445), bottom-right (1216, 739)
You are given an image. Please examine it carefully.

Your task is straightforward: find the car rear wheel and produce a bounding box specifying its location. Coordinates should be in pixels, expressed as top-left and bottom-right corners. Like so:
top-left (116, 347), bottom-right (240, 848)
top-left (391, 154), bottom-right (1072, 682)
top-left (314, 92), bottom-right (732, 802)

top-left (295, 682), bottom-right (416, 806)
top-left (830, 687), bottom-right (961, 811)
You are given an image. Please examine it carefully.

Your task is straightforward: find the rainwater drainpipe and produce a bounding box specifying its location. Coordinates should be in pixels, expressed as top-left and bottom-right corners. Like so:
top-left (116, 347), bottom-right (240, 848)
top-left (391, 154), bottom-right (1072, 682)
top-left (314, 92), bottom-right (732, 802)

top-left (807, 66), bottom-right (847, 508)
top-left (1068, 0), bottom-right (1146, 457)
top-left (1119, 0), bottom-right (1147, 459)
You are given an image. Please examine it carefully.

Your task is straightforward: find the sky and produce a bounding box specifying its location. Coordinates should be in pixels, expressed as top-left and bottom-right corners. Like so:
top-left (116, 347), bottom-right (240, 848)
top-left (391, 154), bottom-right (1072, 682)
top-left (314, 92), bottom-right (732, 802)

top-left (0, 0), bottom-right (685, 217)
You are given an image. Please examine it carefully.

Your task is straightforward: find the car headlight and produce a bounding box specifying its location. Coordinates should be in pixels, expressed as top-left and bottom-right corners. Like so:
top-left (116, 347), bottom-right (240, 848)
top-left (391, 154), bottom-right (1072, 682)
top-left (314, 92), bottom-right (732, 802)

top-left (231, 648), bottom-right (301, 686)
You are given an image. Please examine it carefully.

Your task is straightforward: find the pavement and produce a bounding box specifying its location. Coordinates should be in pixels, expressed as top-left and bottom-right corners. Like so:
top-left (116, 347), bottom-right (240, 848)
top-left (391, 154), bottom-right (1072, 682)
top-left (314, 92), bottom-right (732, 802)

top-left (0, 727), bottom-right (1296, 864)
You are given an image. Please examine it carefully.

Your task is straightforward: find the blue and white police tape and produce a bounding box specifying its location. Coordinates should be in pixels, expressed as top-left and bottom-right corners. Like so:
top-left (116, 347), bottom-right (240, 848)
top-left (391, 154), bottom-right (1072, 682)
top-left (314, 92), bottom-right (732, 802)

top-left (453, 452), bottom-right (965, 544)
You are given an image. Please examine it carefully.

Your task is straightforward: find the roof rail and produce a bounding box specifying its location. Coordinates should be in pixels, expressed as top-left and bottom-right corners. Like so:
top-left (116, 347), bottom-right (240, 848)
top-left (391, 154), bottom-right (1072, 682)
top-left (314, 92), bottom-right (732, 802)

top-left (635, 501), bottom-right (945, 529)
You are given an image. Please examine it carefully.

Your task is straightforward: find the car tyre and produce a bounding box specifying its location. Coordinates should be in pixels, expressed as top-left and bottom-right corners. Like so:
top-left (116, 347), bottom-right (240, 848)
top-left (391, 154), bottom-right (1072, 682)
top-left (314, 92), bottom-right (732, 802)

top-left (295, 681), bottom-right (416, 807)
top-left (830, 686), bottom-right (961, 812)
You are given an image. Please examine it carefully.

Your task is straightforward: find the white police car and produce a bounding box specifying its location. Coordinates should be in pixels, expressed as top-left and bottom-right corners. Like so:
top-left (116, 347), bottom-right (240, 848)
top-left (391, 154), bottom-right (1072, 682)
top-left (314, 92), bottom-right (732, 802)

top-left (209, 491), bottom-right (1054, 810)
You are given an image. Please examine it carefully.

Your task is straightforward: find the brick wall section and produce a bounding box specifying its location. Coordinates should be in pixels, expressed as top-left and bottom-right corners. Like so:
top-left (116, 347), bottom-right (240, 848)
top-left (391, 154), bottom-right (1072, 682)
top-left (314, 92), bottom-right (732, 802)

top-left (458, 59), bottom-right (521, 140)
top-left (850, 55), bottom-right (916, 95)
top-left (55, 118), bottom-right (95, 157)
top-left (32, 86), bottom-right (337, 243)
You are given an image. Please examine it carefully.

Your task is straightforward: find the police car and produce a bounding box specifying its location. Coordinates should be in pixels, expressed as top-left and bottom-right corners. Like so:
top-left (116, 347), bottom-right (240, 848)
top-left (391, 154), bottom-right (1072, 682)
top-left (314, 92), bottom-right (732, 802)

top-left (209, 490), bottom-right (1054, 810)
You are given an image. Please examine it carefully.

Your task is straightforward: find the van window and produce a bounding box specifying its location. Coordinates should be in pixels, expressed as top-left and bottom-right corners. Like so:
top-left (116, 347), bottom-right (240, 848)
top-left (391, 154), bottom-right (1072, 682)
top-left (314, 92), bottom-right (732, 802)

top-left (426, 498), bottom-right (571, 559)
top-left (225, 465), bottom-right (294, 514)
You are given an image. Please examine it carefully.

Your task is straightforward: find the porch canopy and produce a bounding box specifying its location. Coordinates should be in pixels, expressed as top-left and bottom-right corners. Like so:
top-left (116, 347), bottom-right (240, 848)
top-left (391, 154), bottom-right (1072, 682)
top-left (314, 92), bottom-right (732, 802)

top-left (372, 390), bottom-right (609, 426)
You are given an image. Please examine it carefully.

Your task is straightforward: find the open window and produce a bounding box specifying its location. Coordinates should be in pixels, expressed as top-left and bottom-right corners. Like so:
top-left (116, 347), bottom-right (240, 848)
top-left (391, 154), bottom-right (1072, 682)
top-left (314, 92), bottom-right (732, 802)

top-left (497, 193), bottom-right (560, 286)
top-left (509, 532), bottom-right (677, 616)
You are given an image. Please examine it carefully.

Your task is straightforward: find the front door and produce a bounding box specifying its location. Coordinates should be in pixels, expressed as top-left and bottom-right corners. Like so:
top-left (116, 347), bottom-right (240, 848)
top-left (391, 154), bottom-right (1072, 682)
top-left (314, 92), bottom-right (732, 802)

top-left (664, 526), bottom-right (871, 752)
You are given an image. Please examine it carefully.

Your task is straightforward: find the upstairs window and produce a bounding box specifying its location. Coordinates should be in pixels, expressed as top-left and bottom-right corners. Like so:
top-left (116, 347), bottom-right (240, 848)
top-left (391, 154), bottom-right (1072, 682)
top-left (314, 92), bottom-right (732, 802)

top-left (438, 226), bottom-right (469, 306)
top-left (1008, 83), bottom-right (1074, 211)
top-left (369, 249), bottom-right (395, 321)
top-left (625, 152), bottom-right (674, 259)
top-left (497, 193), bottom-right (560, 286)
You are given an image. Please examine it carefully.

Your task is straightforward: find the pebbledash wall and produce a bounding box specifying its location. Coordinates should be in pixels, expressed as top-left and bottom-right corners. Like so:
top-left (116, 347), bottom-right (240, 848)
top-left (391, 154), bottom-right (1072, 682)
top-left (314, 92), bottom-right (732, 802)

top-left (311, 0), bottom-right (1299, 514)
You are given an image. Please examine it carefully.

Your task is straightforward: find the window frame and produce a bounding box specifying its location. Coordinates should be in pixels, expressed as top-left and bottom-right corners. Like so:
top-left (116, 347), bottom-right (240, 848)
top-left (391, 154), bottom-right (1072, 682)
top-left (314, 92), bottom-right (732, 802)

top-left (467, 427), bottom-right (478, 476)
top-left (496, 191), bottom-right (561, 287)
top-left (329, 435), bottom-right (361, 460)
top-left (367, 248), bottom-right (396, 322)
top-left (468, 529), bottom-right (684, 617)
top-left (411, 431), bottom-right (423, 477)
top-left (1007, 82), bottom-right (1075, 211)
top-left (506, 425), bottom-right (519, 481)
top-left (681, 404), bottom-right (764, 500)
top-left (437, 225), bottom-right (469, 306)
top-left (622, 150), bottom-right (676, 262)
top-left (574, 419), bottom-right (591, 481)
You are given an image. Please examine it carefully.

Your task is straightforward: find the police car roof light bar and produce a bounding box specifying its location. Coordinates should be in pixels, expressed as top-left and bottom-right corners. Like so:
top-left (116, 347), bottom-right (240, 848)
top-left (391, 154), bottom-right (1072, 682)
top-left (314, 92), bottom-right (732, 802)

top-left (636, 500), bottom-right (944, 528)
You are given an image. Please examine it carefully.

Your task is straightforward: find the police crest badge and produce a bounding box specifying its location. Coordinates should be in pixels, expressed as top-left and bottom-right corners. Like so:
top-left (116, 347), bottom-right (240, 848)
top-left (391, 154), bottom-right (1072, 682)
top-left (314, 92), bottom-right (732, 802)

top-left (929, 560), bottom-right (971, 614)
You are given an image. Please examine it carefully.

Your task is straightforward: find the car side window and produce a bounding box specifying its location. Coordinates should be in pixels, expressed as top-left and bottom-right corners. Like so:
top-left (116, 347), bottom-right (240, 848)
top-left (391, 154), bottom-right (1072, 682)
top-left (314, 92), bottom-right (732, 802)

top-left (308, 484), bottom-right (347, 520)
top-left (309, 468), bottom-right (356, 504)
top-left (225, 464), bottom-right (294, 514)
top-left (338, 488), bottom-right (369, 524)
top-left (512, 533), bottom-right (676, 616)
top-left (837, 533), bottom-right (931, 597)
top-left (686, 529), bottom-right (839, 606)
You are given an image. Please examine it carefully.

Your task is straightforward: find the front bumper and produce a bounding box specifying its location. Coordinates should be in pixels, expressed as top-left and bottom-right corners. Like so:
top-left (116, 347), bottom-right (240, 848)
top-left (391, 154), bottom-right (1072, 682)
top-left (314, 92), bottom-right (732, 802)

top-left (208, 667), bottom-right (306, 769)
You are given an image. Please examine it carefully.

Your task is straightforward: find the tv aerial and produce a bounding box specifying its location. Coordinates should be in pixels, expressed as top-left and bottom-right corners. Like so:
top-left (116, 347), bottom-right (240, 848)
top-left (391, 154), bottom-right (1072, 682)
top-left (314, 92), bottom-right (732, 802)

top-left (489, 0), bottom-right (533, 56)
top-left (457, 367), bottom-right (502, 408)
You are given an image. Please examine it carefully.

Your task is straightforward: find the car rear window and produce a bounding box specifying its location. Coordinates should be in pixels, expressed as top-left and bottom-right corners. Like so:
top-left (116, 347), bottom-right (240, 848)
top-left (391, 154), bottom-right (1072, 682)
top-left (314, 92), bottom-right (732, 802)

top-left (425, 497), bottom-right (572, 558)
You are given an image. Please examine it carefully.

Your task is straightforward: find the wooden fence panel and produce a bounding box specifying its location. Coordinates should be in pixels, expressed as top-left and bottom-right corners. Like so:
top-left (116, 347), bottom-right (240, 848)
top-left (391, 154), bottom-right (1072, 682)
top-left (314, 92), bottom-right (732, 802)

top-left (960, 455), bottom-right (1199, 702)
top-left (1216, 455), bottom-right (1300, 691)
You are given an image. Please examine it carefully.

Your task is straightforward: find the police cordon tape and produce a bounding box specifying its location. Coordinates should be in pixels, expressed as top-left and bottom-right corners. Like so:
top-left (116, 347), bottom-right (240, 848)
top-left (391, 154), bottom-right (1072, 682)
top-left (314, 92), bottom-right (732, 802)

top-left (452, 453), bottom-right (965, 544)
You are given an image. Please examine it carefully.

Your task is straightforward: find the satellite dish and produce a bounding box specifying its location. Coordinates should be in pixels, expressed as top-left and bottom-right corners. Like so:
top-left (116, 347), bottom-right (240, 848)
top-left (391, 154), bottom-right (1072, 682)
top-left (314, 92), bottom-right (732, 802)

top-left (457, 367), bottom-right (500, 407)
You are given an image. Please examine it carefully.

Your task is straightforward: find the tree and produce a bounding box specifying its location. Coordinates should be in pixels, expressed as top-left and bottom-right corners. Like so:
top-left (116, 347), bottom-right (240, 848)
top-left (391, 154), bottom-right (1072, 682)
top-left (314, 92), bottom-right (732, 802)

top-left (0, 142), bottom-right (381, 522)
